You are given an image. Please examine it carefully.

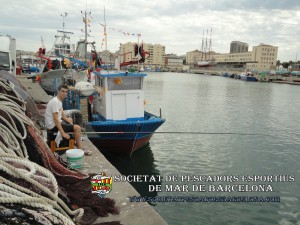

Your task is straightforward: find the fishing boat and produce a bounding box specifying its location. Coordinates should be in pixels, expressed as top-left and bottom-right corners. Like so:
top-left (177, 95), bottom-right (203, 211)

top-left (60, 9), bottom-right (164, 154)
top-left (38, 30), bottom-right (83, 95)
top-left (240, 71), bottom-right (257, 81)
top-left (79, 70), bottom-right (165, 154)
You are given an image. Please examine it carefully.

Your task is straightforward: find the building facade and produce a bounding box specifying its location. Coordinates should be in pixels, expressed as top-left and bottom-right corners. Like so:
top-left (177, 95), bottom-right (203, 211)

top-left (246, 44), bottom-right (278, 71)
top-left (186, 50), bottom-right (215, 65)
top-left (119, 42), bottom-right (165, 68)
top-left (165, 54), bottom-right (183, 71)
top-left (212, 43), bottom-right (278, 71)
top-left (230, 41), bottom-right (249, 53)
top-left (186, 50), bottom-right (202, 64)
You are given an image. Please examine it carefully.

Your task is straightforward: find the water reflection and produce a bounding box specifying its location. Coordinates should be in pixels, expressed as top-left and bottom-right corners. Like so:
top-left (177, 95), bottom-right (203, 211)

top-left (101, 143), bottom-right (161, 199)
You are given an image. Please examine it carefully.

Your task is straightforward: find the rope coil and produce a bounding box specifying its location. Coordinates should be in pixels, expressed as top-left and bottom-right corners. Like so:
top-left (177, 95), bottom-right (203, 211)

top-left (0, 79), bottom-right (85, 224)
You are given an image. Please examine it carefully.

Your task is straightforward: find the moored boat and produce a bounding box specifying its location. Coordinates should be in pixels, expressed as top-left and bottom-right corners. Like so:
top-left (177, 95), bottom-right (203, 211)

top-left (87, 70), bottom-right (165, 153)
top-left (38, 30), bottom-right (83, 95)
top-left (197, 60), bottom-right (215, 67)
top-left (196, 29), bottom-right (215, 68)
top-left (66, 70), bottom-right (165, 154)
top-left (240, 72), bottom-right (257, 81)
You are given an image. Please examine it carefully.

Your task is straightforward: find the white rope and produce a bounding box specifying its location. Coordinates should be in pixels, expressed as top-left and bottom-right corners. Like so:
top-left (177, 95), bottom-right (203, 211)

top-left (0, 158), bottom-right (58, 196)
top-left (0, 80), bottom-right (41, 158)
top-left (0, 197), bottom-right (76, 225)
top-left (0, 78), bottom-right (16, 92)
top-left (0, 156), bottom-right (53, 186)
top-left (0, 182), bottom-right (76, 220)
top-left (0, 106), bottom-right (27, 157)
top-left (0, 79), bottom-right (85, 223)
top-left (0, 157), bottom-right (84, 221)
top-left (0, 177), bottom-right (82, 221)
top-left (0, 125), bottom-right (22, 156)
top-left (0, 94), bottom-right (26, 111)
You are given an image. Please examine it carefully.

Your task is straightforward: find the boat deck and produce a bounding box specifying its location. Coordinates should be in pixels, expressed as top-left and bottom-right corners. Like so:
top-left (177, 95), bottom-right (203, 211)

top-left (17, 75), bottom-right (52, 103)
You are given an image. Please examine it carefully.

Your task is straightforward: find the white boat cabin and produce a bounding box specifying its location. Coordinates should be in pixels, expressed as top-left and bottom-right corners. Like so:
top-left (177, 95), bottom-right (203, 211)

top-left (93, 71), bottom-right (146, 121)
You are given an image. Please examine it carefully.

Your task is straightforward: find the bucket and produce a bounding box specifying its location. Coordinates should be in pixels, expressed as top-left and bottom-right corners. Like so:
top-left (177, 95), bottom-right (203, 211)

top-left (66, 149), bottom-right (84, 169)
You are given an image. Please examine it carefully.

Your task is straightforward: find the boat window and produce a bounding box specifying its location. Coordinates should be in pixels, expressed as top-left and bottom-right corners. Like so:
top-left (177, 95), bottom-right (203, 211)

top-left (51, 59), bottom-right (61, 70)
top-left (0, 52), bottom-right (10, 71)
top-left (107, 76), bottom-right (141, 90)
top-left (55, 43), bottom-right (70, 55)
top-left (99, 77), bottom-right (104, 87)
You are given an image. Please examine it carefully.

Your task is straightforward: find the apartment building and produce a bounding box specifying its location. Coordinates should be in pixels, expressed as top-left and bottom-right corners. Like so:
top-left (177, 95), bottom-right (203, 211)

top-left (186, 50), bottom-right (215, 65)
top-left (213, 52), bottom-right (253, 65)
top-left (212, 43), bottom-right (278, 71)
top-left (230, 41), bottom-right (249, 53)
top-left (165, 54), bottom-right (183, 71)
top-left (99, 50), bottom-right (114, 64)
top-left (186, 50), bottom-right (202, 64)
top-left (247, 44), bottom-right (278, 71)
top-left (119, 42), bottom-right (165, 67)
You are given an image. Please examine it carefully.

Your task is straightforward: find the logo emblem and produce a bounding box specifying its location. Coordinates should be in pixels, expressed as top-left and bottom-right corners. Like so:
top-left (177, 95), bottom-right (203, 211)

top-left (91, 172), bottom-right (113, 198)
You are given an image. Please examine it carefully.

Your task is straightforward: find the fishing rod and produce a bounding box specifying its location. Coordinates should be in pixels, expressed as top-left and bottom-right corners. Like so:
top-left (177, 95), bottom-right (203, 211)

top-left (81, 131), bottom-right (265, 136)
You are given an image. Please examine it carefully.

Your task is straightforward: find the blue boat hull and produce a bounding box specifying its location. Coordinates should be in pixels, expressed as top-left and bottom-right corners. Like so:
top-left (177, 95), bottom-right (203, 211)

top-left (85, 112), bottom-right (165, 154)
top-left (240, 75), bottom-right (257, 81)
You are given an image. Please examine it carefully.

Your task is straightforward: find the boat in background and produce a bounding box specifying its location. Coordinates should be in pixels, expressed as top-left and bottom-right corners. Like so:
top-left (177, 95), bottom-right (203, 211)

top-left (240, 71), bottom-right (257, 81)
top-left (38, 30), bottom-right (84, 95)
top-left (197, 61), bottom-right (214, 67)
top-left (196, 29), bottom-right (215, 68)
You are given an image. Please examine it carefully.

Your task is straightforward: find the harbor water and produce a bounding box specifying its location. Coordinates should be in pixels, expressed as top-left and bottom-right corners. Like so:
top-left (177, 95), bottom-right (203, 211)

top-left (102, 72), bottom-right (300, 225)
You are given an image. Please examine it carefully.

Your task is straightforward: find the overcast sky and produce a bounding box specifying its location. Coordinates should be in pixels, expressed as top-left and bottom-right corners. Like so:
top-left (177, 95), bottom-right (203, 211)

top-left (1, 0), bottom-right (299, 62)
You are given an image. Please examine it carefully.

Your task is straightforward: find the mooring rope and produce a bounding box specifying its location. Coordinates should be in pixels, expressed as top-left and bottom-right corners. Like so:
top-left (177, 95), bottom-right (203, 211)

top-left (0, 176), bottom-right (83, 222)
top-left (0, 79), bottom-right (84, 224)
top-left (0, 157), bottom-right (84, 222)
top-left (0, 81), bottom-right (41, 158)
top-left (0, 155), bottom-right (58, 192)
top-left (0, 197), bottom-right (76, 225)
top-left (82, 131), bottom-right (265, 136)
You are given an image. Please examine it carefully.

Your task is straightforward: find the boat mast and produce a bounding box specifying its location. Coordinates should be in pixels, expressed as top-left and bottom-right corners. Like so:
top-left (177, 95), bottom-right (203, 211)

top-left (104, 7), bottom-right (107, 51)
top-left (84, 11), bottom-right (88, 62)
top-left (99, 7), bottom-right (107, 52)
top-left (61, 12), bottom-right (68, 32)
top-left (205, 29), bottom-right (208, 61)
top-left (201, 30), bottom-right (204, 61)
top-left (137, 35), bottom-right (140, 71)
top-left (209, 28), bottom-right (212, 60)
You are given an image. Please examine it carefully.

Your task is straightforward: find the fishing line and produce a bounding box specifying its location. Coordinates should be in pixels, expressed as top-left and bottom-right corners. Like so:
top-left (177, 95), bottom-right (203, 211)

top-left (129, 122), bottom-right (140, 158)
top-left (81, 131), bottom-right (267, 136)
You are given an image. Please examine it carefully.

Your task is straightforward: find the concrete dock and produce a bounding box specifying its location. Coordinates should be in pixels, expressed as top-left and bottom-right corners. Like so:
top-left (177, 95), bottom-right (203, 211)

top-left (80, 138), bottom-right (168, 225)
top-left (17, 75), bottom-right (168, 225)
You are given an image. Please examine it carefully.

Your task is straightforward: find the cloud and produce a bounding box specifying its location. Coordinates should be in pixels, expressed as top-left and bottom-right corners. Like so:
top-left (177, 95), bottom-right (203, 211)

top-left (1, 0), bottom-right (299, 61)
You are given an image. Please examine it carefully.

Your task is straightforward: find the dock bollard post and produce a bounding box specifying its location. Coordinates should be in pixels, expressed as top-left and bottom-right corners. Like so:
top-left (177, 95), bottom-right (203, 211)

top-left (160, 108), bottom-right (162, 118)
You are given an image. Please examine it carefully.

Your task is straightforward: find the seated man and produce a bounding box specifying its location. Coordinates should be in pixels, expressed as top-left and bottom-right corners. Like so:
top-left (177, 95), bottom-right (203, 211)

top-left (45, 84), bottom-right (92, 155)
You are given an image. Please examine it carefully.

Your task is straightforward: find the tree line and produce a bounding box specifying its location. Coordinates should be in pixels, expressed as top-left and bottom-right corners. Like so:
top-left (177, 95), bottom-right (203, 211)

top-left (276, 60), bottom-right (300, 69)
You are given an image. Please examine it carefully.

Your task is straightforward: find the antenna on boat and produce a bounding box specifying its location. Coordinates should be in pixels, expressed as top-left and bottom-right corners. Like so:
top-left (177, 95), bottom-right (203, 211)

top-left (60, 12), bottom-right (68, 32)
top-left (137, 34), bottom-right (140, 71)
top-left (99, 7), bottom-right (108, 51)
top-left (104, 7), bottom-right (107, 51)
top-left (201, 30), bottom-right (204, 61)
top-left (205, 29), bottom-right (208, 60)
top-left (81, 10), bottom-right (88, 62)
top-left (209, 28), bottom-right (212, 60)
top-left (80, 9), bottom-right (92, 63)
